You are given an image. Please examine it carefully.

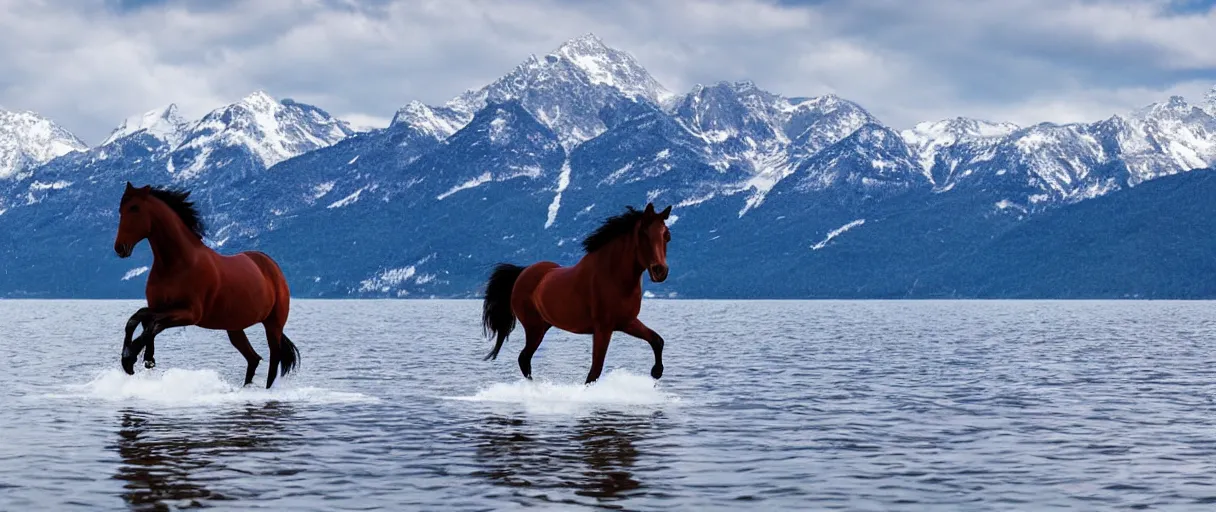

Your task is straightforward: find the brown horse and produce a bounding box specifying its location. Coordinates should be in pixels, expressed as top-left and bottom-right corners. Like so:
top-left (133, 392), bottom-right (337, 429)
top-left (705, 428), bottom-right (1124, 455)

top-left (113, 182), bottom-right (300, 388)
top-left (481, 203), bottom-right (672, 384)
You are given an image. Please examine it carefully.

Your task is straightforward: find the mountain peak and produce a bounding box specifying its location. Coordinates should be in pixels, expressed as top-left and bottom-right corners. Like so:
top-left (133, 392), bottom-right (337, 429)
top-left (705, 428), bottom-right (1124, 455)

top-left (0, 109), bottom-right (87, 179)
top-left (171, 95), bottom-right (353, 179)
top-left (544, 34), bottom-right (672, 103)
top-left (554, 33), bottom-right (609, 57)
top-left (390, 100), bottom-right (469, 139)
top-left (906, 117), bottom-right (1019, 141)
top-left (239, 90), bottom-right (279, 110)
top-left (1204, 85), bottom-right (1216, 116)
top-left (442, 33), bottom-right (673, 149)
top-left (1134, 94), bottom-right (1198, 120)
top-left (101, 103), bottom-right (188, 147)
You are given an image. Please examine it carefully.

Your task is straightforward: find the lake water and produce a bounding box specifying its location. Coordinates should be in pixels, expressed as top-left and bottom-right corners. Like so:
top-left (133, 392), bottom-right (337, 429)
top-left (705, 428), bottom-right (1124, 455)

top-left (3, 300), bottom-right (1216, 510)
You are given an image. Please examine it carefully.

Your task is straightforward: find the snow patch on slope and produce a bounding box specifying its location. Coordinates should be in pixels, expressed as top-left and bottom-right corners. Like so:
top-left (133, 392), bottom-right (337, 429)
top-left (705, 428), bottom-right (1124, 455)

top-left (328, 185), bottom-right (370, 208)
top-left (811, 219), bottom-right (865, 250)
top-left (437, 172), bottom-right (493, 200)
top-left (122, 266), bottom-right (150, 281)
top-left (545, 159), bottom-right (573, 228)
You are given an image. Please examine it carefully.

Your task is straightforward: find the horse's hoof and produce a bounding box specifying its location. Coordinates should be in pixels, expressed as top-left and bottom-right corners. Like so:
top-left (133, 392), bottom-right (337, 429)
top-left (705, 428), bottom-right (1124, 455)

top-left (651, 365), bottom-right (664, 380)
top-left (144, 359), bottom-right (156, 369)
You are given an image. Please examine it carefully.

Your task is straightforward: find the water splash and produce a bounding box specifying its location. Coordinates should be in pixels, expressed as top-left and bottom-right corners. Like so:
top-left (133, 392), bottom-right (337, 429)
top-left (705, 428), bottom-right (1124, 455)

top-left (45, 368), bottom-right (377, 407)
top-left (443, 368), bottom-right (681, 414)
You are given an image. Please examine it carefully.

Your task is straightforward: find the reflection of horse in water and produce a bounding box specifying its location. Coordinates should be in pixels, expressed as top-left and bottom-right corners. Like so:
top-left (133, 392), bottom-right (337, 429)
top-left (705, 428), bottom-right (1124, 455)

top-left (110, 403), bottom-right (296, 510)
top-left (471, 412), bottom-right (664, 506)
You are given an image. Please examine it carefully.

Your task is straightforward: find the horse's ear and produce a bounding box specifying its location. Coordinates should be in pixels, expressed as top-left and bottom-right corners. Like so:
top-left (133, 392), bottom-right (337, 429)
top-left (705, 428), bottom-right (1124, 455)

top-left (140, 185), bottom-right (151, 192)
top-left (659, 205), bottom-right (671, 219)
top-left (644, 203), bottom-right (656, 216)
top-left (125, 181), bottom-right (134, 191)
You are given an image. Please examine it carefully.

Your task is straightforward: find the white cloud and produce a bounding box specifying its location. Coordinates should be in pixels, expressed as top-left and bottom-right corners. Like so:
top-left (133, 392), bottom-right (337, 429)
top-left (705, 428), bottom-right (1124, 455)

top-left (0, 0), bottom-right (1212, 144)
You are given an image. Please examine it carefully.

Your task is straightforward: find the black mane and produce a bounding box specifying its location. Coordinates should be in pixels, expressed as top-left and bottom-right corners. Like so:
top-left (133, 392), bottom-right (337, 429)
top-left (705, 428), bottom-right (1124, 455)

top-left (150, 187), bottom-right (206, 239)
top-left (581, 206), bottom-right (646, 253)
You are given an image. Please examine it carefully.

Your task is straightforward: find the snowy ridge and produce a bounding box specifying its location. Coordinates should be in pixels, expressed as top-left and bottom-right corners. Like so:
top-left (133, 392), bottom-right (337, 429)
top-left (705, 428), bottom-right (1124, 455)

top-left (171, 91), bottom-right (354, 179)
top-left (901, 117), bottom-right (1019, 184)
top-left (391, 101), bottom-right (470, 139)
top-left (902, 93), bottom-right (1216, 205)
top-left (101, 104), bottom-right (189, 147)
top-left (0, 109), bottom-right (87, 179)
top-left (1205, 85), bottom-right (1216, 117)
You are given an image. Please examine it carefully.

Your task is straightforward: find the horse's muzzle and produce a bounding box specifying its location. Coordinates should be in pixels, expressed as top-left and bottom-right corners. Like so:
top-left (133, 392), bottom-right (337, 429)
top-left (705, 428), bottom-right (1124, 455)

top-left (648, 264), bottom-right (669, 283)
top-left (115, 243), bottom-right (132, 259)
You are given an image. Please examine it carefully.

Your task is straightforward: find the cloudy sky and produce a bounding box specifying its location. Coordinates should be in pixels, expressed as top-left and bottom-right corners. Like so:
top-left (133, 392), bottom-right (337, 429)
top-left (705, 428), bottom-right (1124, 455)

top-left (1, 0), bottom-right (1214, 144)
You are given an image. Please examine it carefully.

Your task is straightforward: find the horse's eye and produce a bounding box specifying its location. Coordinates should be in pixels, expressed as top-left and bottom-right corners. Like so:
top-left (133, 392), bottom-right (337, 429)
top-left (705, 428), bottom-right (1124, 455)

top-left (128, 205), bottom-right (140, 213)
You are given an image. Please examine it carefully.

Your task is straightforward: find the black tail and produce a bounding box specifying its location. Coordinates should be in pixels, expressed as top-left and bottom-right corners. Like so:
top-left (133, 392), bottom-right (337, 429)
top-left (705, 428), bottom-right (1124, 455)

top-left (482, 263), bottom-right (525, 361)
top-left (279, 333), bottom-right (301, 376)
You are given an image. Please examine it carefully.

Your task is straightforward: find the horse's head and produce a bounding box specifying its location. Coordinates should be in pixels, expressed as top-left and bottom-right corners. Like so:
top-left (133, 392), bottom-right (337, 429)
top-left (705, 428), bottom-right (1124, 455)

top-left (636, 203), bottom-right (672, 283)
top-left (114, 182), bottom-right (153, 258)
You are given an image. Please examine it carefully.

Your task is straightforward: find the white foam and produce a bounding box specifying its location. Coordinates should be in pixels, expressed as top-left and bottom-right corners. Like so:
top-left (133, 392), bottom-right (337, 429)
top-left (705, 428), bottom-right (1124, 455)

top-left (46, 368), bottom-right (377, 407)
top-left (443, 368), bottom-right (680, 414)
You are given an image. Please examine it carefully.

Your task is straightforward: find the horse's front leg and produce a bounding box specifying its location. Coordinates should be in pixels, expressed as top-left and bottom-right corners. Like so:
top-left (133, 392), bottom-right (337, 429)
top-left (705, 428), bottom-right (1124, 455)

top-left (585, 328), bottom-right (613, 385)
top-left (122, 308), bottom-right (152, 371)
top-left (122, 307), bottom-right (199, 375)
top-left (124, 307), bottom-right (158, 369)
top-left (620, 318), bottom-right (664, 380)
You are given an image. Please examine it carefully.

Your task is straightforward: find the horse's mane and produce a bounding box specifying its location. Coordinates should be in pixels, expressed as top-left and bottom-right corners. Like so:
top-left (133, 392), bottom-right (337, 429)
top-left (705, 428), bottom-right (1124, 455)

top-left (149, 187), bottom-right (206, 239)
top-left (581, 206), bottom-right (646, 254)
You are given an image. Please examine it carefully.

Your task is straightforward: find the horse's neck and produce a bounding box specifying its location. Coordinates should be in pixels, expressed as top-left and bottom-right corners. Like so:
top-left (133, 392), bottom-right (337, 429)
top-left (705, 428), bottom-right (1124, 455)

top-left (584, 236), bottom-right (644, 291)
top-left (147, 204), bottom-right (204, 270)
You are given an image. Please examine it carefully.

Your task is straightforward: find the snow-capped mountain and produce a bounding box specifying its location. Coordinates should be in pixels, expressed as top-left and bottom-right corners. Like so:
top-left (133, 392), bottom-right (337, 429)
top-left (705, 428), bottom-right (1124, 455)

top-left (902, 94), bottom-right (1216, 211)
top-left (670, 82), bottom-right (879, 213)
top-left (101, 104), bottom-right (189, 148)
top-left (442, 33), bottom-right (675, 149)
top-left (901, 117), bottom-right (1020, 187)
top-left (3, 33), bottom-right (1216, 299)
top-left (0, 91), bottom-right (358, 239)
top-left (170, 91), bottom-right (354, 181)
top-left (0, 109), bottom-right (86, 180)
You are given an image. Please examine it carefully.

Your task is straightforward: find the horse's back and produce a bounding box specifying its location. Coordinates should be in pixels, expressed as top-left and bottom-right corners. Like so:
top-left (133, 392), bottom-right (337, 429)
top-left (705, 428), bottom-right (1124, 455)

top-left (240, 251), bottom-right (287, 285)
top-left (240, 250), bottom-right (290, 325)
top-left (514, 261), bottom-right (560, 300)
top-left (195, 251), bottom-right (287, 329)
top-left (521, 262), bottom-right (597, 334)
top-left (510, 262), bottom-right (558, 322)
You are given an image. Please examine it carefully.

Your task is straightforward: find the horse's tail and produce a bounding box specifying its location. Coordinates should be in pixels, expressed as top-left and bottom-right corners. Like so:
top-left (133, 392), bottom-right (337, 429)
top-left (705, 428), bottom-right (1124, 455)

top-left (279, 333), bottom-right (301, 376)
top-left (482, 263), bottom-right (525, 361)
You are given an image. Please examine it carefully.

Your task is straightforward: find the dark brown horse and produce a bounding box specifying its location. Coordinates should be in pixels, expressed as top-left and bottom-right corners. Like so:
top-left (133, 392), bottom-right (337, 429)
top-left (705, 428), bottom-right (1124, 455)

top-left (481, 203), bottom-right (672, 384)
top-left (113, 182), bottom-right (300, 388)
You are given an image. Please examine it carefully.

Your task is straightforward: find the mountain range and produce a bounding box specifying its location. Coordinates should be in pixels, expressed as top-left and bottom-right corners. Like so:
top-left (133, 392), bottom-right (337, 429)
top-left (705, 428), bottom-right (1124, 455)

top-left (2, 33), bottom-right (1216, 299)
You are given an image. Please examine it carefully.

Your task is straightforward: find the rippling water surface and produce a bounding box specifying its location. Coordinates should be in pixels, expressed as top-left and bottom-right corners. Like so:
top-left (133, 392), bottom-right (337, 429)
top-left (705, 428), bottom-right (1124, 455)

top-left (4, 300), bottom-right (1216, 510)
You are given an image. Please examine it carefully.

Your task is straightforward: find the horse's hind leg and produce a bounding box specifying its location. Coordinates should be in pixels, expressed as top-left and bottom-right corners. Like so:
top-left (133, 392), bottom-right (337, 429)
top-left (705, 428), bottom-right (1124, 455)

top-left (227, 330), bottom-right (262, 386)
top-left (518, 322), bottom-right (551, 380)
top-left (263, 322), bottom-right (284, 389)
